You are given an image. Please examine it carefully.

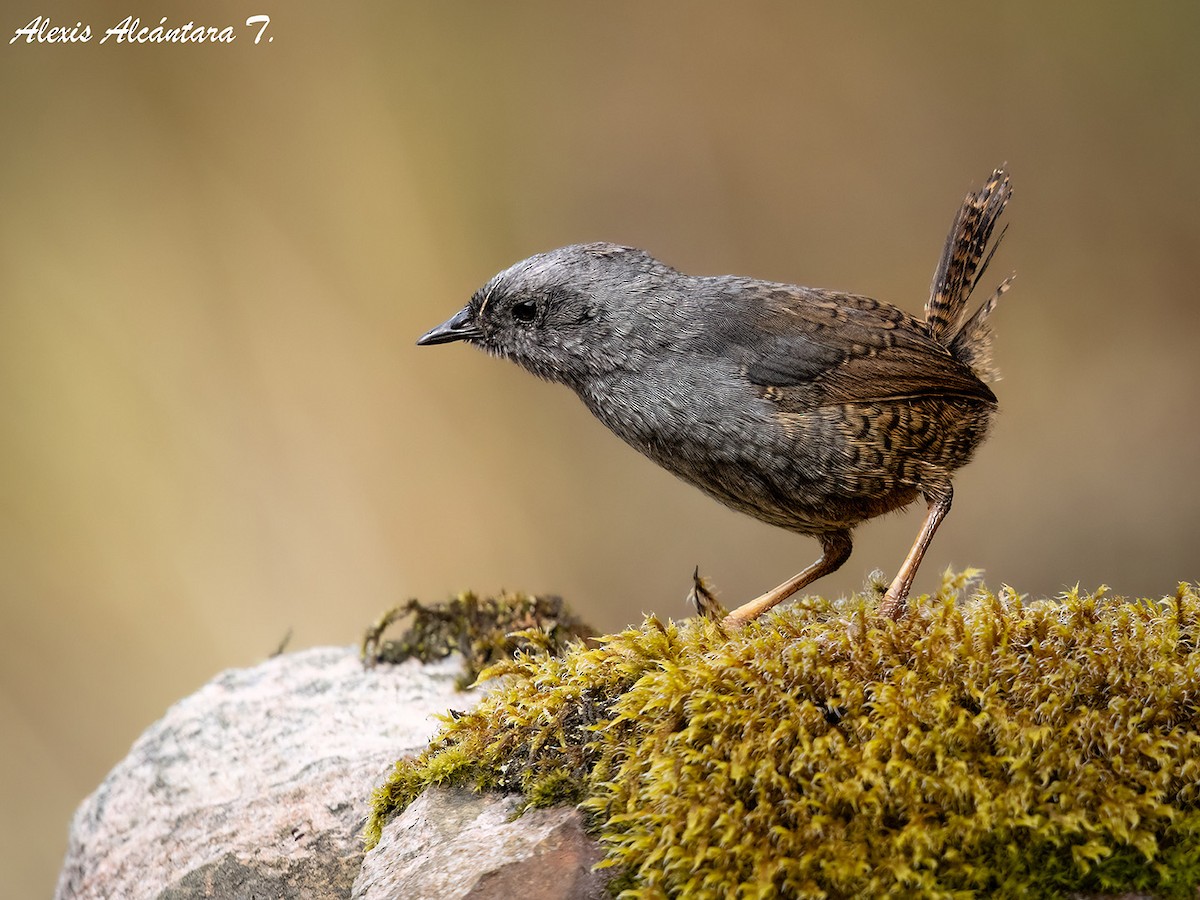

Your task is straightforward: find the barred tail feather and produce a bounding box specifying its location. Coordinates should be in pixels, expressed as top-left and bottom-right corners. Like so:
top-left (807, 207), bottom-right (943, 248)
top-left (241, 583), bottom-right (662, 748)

top-left (925, 168), bottom-right (1013, 382)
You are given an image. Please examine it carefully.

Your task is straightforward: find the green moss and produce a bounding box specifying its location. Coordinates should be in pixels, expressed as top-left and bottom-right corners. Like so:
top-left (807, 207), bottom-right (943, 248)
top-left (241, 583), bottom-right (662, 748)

top-left (361, 590), bottom-right (595, 688)
top-left (366, 573), bottom-right (1200, 898)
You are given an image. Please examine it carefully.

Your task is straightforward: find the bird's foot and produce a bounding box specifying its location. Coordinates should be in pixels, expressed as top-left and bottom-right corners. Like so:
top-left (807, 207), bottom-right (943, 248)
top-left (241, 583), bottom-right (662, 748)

top-left (686, 566), bottom-right (727, 622)
top-left (877, 586), bottom-right (909, 620)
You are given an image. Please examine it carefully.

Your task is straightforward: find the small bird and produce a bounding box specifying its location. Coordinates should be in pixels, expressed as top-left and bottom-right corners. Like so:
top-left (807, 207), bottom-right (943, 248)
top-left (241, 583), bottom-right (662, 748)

top-left (418, 170), bottom-right (1013, 628)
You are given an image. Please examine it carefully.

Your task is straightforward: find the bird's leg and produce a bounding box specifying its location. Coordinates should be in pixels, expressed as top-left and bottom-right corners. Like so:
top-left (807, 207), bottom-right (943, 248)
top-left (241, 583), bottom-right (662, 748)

top-left (877, 485), bottom-right (953, 620)
top-left (721, 531), bottom-right (852, 630)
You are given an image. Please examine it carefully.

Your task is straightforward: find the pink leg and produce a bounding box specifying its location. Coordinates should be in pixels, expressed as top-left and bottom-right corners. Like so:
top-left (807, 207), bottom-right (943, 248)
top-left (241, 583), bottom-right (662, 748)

top-left (721, 531), bottom-right (852, 630)
top-left (877, 487), bottom-right (953, 620)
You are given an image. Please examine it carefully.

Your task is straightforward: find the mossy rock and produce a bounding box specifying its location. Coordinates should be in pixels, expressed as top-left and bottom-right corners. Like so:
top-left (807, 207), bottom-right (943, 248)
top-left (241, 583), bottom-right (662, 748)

top-left (368, 573), bottom-right (1200, 899)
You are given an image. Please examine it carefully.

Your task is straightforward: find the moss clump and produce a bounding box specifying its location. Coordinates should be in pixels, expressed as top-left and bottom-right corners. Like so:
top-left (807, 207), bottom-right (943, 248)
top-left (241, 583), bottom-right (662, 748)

top-left (367, 573), bottom-right (1200, 898)
top-left (361, 590), bottom-right (595, 688)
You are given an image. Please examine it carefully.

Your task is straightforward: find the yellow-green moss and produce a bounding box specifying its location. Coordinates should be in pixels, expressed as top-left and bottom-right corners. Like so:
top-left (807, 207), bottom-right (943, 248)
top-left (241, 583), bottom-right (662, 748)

top-left (367, 573), bottom-right (1200, 898)
top-left (361, 590), bottom-right (595, 688)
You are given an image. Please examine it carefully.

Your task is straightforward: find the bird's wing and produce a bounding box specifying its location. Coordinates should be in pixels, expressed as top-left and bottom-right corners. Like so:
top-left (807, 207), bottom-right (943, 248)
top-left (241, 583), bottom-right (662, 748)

top-left (705, 282), bottom-right (997, 409)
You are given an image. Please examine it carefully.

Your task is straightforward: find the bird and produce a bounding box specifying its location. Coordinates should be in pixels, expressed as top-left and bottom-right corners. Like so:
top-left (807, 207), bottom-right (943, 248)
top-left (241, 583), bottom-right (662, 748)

top-left (418, 169), bottom-right (1013, 629)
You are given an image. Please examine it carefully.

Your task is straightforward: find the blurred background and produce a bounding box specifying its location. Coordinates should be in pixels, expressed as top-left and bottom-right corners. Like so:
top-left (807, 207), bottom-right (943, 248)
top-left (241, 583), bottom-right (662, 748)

top-left (3, 1), bottom-right (1199, 894)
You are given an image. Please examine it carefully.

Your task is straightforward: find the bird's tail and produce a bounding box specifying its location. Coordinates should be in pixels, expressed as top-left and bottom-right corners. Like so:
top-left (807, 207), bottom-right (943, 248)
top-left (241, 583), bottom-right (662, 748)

top-left (925, 168), bottom-right (1014, 383)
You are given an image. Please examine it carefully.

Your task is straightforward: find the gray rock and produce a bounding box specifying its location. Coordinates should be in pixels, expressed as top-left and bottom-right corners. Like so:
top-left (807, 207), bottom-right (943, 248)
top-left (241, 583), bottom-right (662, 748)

top-left (56, 647), bottom-right (478, 900)
top-left (354, 787), bottom-right (610, 900)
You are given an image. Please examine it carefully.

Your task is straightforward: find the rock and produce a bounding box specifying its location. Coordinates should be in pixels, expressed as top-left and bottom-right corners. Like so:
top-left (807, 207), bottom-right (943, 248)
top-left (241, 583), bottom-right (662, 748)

top-left (353, 787), bottom-right (610, 900)
top-left (56, 647), bottom-right (480, 900)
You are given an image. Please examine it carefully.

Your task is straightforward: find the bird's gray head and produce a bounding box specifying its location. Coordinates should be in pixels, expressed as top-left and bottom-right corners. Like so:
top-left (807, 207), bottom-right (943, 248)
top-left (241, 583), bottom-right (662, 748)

top-left (417, 242), bottom-right (679, 385)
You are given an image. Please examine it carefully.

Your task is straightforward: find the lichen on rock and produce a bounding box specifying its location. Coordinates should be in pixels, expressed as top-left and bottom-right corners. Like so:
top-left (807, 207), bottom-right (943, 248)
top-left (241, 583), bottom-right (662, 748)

top-left (367, 573), bottom-right (1200, 899)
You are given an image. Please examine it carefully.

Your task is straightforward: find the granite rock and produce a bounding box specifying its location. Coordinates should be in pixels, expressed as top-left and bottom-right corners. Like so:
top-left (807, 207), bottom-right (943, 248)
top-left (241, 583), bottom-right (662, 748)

top-left (56, 647), bottom-right (477, 900)
top-left (354, 786), bottom-right (610, 900)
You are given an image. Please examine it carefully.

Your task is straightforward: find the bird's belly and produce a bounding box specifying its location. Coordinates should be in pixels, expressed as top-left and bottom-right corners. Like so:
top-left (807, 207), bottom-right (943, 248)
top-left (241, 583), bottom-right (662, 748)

top-left (612, 395), bottom-right (994, 536)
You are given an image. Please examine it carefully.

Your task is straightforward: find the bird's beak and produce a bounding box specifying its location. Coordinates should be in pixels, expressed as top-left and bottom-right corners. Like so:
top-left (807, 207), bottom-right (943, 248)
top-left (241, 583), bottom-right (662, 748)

top-left (416, 305), bottom-right (480, 346)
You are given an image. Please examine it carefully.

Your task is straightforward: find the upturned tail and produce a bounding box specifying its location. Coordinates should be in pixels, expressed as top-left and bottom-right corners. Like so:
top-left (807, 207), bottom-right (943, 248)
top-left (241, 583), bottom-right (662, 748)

top-left (925, 168), bottom-right (1014, 383)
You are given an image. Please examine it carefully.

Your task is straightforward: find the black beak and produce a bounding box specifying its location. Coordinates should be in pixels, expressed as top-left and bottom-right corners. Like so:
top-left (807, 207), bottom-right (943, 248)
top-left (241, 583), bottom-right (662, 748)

top-left (416, 306), bottom-right (480, 346)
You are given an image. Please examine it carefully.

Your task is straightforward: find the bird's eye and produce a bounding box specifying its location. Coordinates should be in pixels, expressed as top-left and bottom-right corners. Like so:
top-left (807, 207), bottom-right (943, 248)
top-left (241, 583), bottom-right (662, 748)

top-left (511, 299), bottom-right (538, 323)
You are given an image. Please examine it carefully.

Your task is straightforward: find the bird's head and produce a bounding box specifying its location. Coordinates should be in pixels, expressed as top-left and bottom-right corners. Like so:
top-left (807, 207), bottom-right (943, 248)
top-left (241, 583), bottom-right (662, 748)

top-left (417, 243), bottom-right (679, 386)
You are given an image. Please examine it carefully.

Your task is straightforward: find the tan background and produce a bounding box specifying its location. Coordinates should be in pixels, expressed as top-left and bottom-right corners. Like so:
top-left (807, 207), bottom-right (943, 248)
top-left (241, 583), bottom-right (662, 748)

top-left (3, 2), bottom-right (1199, 894)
